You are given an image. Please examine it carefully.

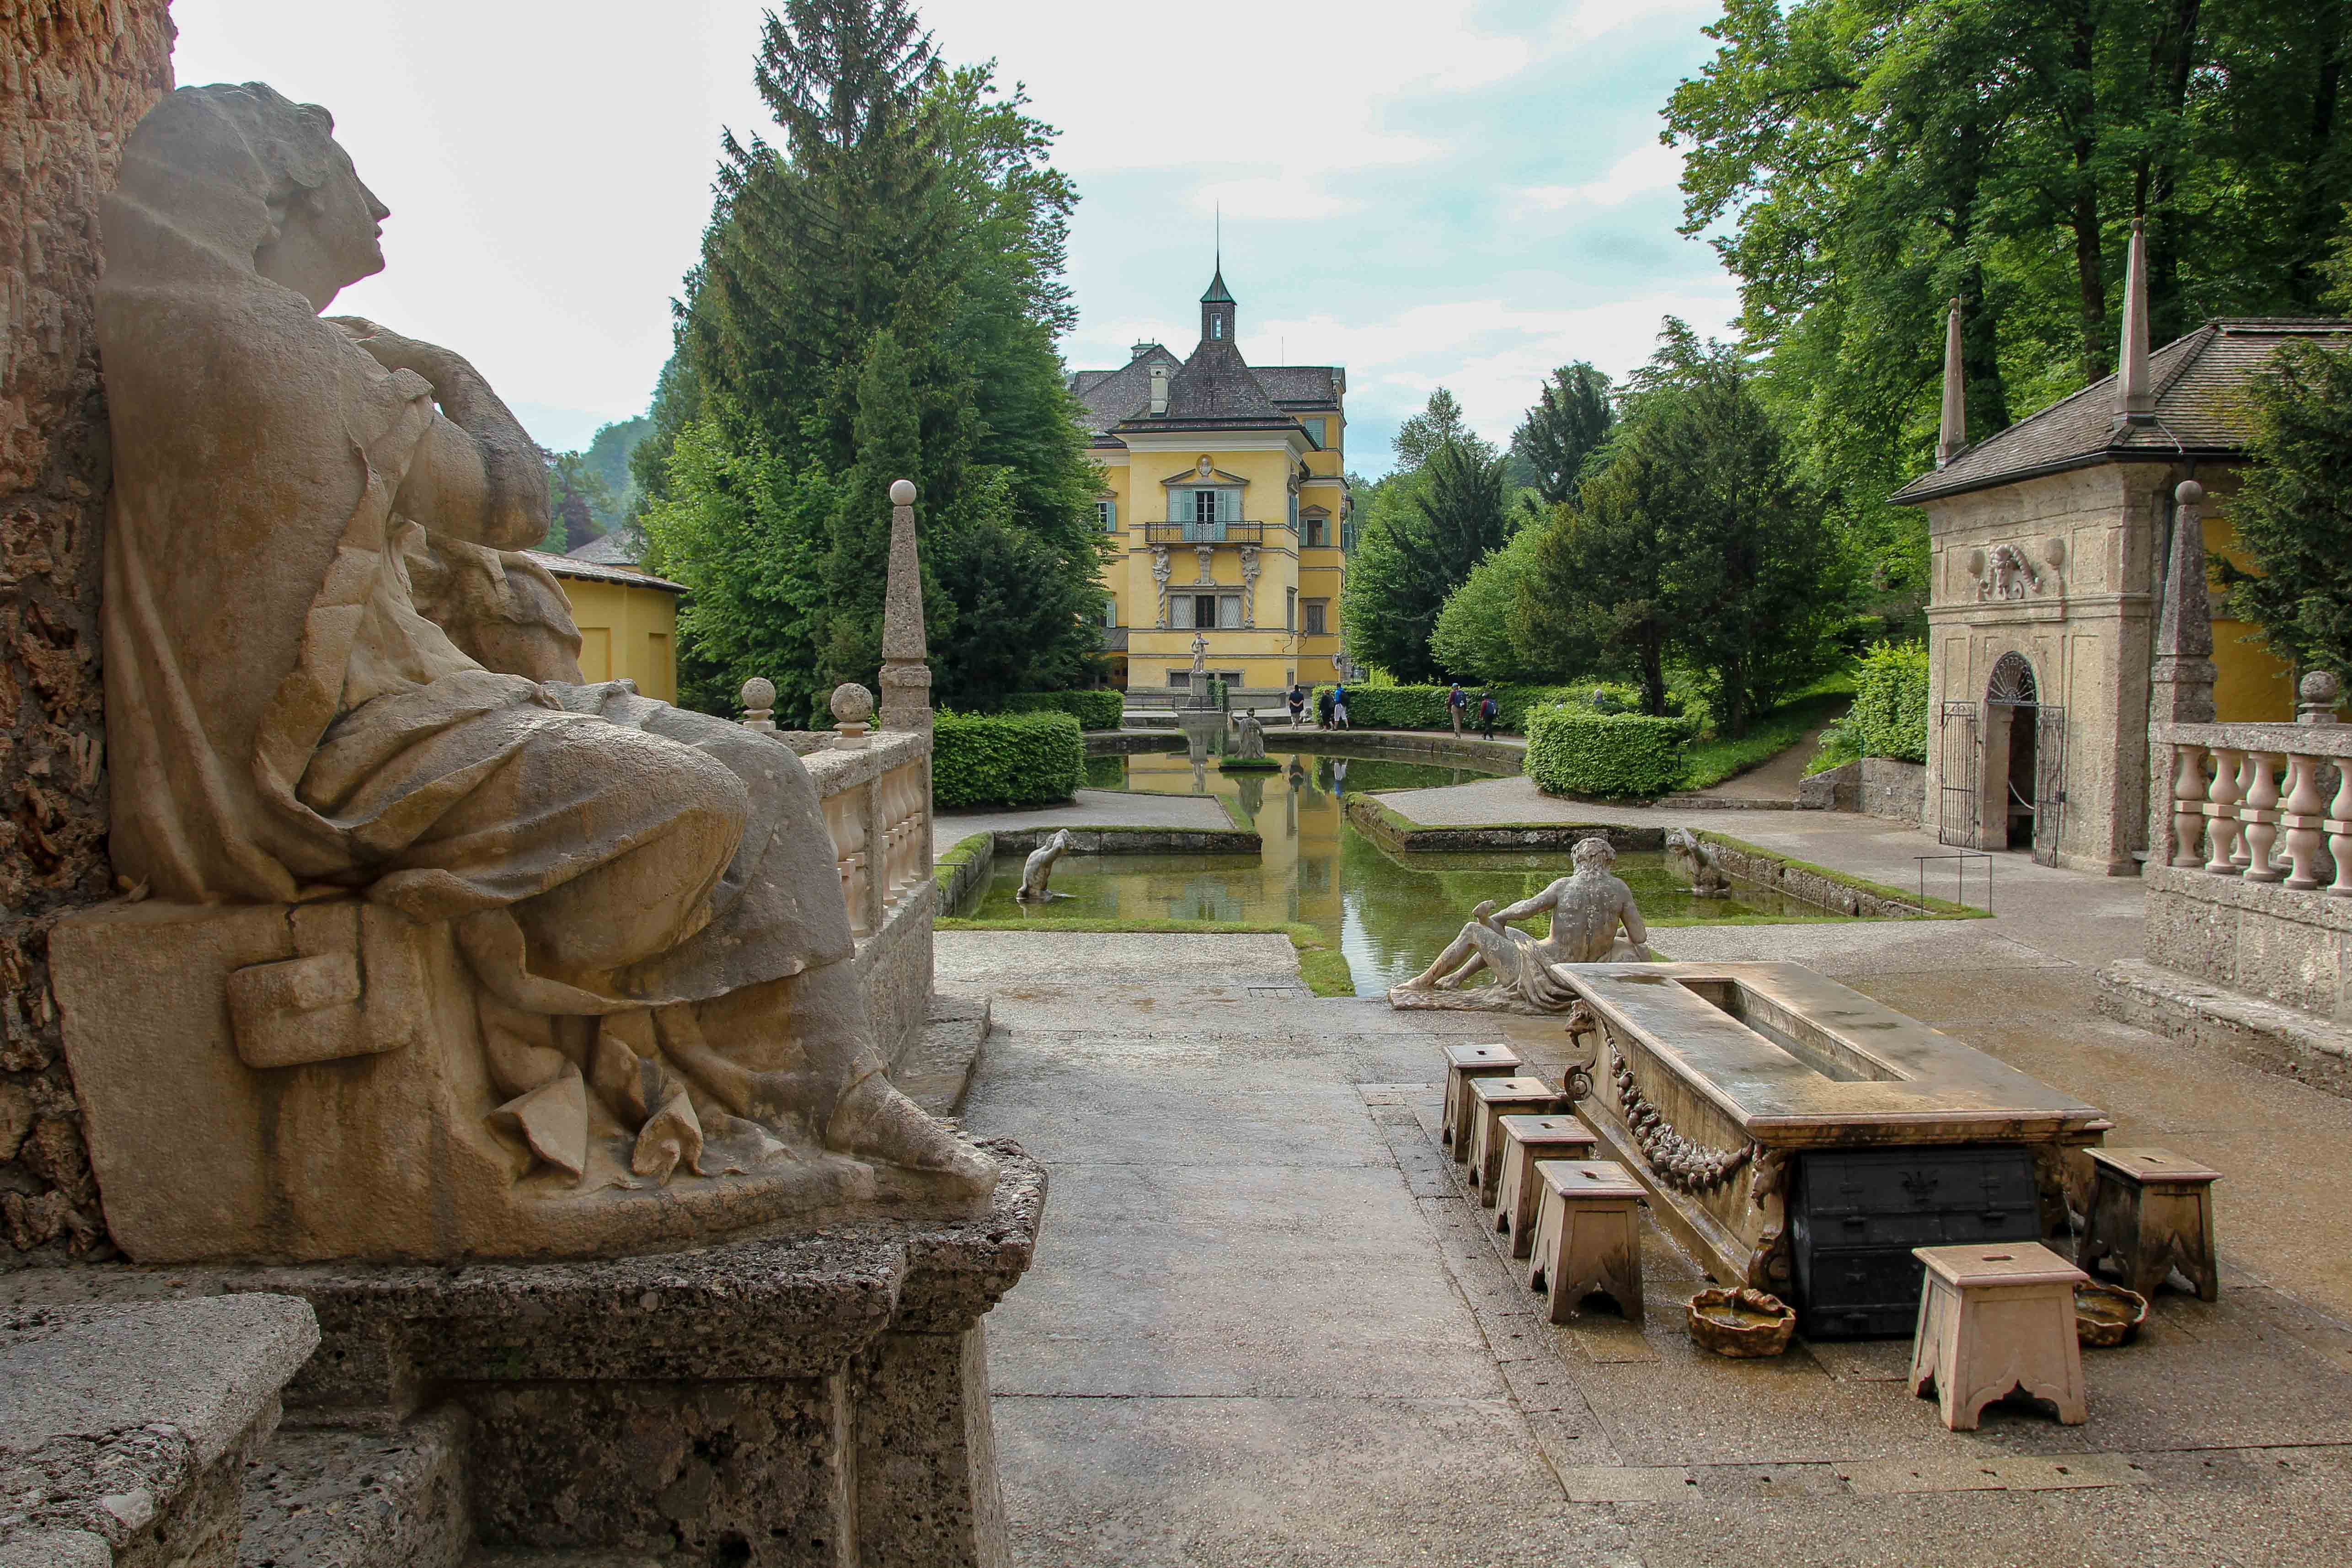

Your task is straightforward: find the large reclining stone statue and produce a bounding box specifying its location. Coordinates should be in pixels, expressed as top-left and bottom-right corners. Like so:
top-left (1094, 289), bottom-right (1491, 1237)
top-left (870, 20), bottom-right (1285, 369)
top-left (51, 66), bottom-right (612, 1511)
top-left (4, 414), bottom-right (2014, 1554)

top-left (1387, 835), bottom-right (1648, 1015)
top-left (53, 82), bottom-right (990, 1263)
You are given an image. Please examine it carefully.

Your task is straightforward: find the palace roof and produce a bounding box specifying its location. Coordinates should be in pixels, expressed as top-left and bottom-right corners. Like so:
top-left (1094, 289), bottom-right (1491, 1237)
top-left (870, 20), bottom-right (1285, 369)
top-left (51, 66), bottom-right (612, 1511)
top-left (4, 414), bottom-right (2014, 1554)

top-left (1893, 318), bottom-right (2352, 505)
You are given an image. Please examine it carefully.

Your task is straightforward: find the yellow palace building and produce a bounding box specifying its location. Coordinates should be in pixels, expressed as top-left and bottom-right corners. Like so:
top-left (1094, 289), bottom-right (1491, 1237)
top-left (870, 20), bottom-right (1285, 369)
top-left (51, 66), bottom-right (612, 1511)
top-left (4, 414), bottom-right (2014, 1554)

top-left (1067, 266), bottom-right (1352, 698)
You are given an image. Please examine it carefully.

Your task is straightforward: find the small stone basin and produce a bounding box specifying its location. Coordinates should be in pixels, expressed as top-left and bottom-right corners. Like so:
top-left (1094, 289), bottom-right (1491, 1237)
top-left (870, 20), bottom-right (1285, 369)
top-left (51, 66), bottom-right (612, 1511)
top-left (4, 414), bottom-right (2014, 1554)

top-left (2074, 1280), bottom-right (2149, 1348)
top-left (1686, 1286), bottom-right (1797, 1357)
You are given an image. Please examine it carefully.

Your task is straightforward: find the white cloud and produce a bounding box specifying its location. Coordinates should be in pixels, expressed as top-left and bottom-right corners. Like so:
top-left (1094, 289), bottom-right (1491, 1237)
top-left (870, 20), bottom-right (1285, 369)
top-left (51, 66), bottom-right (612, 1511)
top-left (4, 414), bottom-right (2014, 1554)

top-left (1518, 143), bottom-right (1684, 212)
top-left (1190, 175), bottom-right (1365, 223)
top-left (1252, 289), bottom-right (1743, 461)
top-left (1547, 0), bottom-right (1723, 47)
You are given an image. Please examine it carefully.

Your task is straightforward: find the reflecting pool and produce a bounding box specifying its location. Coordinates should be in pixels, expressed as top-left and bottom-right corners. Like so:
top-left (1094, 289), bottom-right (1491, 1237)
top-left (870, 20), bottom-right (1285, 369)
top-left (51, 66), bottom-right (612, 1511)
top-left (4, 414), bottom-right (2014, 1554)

top-left (961, 749), bottom-right (1846, 992)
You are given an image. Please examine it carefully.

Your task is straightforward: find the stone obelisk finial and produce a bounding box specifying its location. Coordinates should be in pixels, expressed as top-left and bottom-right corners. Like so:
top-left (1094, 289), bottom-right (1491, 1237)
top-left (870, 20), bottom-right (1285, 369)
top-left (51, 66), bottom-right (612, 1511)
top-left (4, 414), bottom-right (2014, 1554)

top-left (2116, 218), bottom-right (2155, 429)
top-left (1935, 297), bottom-right (1966, 469)
top-left (2151, 478), bottom-right (2216, 725)
top-left (877, 477), bottom-right (933, 734)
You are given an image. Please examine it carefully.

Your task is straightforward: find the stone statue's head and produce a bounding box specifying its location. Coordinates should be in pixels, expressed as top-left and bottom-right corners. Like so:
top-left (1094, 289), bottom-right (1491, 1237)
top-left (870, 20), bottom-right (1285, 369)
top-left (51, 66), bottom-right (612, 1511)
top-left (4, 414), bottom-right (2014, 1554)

top-left (114, 83), bottom-right (389, 311)
top-left (1571, 836), bottom-right (1618, 873)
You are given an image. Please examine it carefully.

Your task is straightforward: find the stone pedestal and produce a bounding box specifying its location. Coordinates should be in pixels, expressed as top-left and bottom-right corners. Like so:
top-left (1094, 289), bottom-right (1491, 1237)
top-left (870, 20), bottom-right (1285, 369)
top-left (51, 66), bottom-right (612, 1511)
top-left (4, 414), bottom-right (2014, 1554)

top-left (217, 1143), bottom-right (1044, 1567)
top-left (49, 898), bottom-right (973, 1265)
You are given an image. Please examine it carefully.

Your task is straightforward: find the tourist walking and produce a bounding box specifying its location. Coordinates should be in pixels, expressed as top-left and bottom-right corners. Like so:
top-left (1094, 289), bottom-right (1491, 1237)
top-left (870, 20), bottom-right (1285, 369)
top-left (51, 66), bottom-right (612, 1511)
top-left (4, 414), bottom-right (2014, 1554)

top-left (1332, 682), bottom-right (1352, 731)
top-left (1478, 690), bottom-right (1499, 740)
top-left (1315, 686), bottom-right (1335, 729)
top-left (1288, 681), bottom-right (1306, 727)
top-left (1447, 682), bottom-right (1466, 736)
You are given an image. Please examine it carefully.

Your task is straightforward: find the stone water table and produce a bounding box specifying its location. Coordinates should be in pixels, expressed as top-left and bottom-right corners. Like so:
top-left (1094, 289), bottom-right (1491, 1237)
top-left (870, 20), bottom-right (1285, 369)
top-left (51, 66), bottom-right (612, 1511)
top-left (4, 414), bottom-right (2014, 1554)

top-left (1560, 961), bottom-right (2111, 1336)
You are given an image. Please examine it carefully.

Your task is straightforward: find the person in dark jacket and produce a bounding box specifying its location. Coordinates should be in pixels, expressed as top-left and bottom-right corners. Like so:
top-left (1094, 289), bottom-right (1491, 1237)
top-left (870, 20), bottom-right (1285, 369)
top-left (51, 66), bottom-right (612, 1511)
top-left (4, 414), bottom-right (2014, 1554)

top-left (1478, 690), bottom-right (1499, 740)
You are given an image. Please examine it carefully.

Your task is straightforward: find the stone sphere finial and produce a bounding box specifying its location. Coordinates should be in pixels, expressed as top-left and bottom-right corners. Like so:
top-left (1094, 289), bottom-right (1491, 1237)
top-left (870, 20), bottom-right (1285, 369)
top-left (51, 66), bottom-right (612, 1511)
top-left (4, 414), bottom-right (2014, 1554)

top-left (831, 682), bottom-right (875, 725)
top-left (2299, 668), bottom-right (2343, 726)
top-left (2176, 478), bottom-right (2206, 508)
top-left (739, 676), bottom-right (777, 733)
top-left (889, 479), bottom-right (917, 506)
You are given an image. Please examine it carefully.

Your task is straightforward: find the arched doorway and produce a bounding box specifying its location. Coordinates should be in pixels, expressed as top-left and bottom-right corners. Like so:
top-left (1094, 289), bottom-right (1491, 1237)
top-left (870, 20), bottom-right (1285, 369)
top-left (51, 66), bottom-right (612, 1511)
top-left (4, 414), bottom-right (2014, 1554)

top-left (1938, 652), bottom-right (2066, 865)
top-left (1987, 653), bottom-right (2042, 851)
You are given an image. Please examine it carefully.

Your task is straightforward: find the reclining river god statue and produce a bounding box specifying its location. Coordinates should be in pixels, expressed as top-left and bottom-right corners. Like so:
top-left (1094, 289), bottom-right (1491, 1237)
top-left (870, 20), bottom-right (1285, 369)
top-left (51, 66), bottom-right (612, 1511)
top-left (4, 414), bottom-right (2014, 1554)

top-left (1388, 836), bottom-right (1648, 1015)
top-left (57, 82), bottom-right (991, 1262)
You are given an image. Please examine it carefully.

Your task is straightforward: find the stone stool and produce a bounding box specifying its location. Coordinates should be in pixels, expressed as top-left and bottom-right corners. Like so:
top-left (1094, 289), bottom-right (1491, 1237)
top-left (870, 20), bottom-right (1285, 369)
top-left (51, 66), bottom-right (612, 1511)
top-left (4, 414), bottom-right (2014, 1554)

top-left (2080, 1147), bottom-right (2222, 1302)
top-left (1527, 1160), bottom-right (1646, 1325)
top-left (1441, 1043), bottom-right (1522, 1157)
top-left (1466, 1076), bottom-right (1570, 1203)
top-left (1495, 1115), bottom-right (1598, 1256)
top-left (1907, 1242), bottom-right (2088, 1431)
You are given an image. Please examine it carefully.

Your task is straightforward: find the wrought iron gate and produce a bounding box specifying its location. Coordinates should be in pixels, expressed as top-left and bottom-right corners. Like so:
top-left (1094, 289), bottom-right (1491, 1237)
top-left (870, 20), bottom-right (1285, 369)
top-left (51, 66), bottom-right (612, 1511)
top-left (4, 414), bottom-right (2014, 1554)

top-left (1937, 701), bottom-right (1979, 846)
top-left (2031, 703), bottom-right (2067, 867)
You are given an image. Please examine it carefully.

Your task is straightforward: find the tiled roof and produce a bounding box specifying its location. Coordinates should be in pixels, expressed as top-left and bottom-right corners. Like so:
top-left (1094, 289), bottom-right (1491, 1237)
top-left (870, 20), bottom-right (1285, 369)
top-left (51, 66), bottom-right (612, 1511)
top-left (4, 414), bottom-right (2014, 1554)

top-left (566, 527), bottom-right (648, 566)
top-left (1155, 337), bottom-right (1287, 424)
top-left (1067, 344), bottom-right (1186, 433)
top-left (529, 549), bottom-right (686, 594)
top-left (1254, 365), bottom-right (1341, 405)
top-left (1893, 318), bottom-right (2352, 504)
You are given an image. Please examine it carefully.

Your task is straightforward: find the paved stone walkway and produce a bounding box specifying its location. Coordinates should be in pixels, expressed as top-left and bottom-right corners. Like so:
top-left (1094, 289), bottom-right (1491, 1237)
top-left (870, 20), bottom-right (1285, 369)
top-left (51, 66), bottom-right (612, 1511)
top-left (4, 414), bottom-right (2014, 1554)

top-left (949, 794), bottom-right (2352, 1562)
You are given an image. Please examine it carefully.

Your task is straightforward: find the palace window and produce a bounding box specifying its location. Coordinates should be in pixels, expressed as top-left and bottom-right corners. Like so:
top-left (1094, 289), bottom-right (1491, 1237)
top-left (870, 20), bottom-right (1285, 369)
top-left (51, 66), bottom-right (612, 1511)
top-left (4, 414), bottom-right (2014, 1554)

top-left (1102, 595), bottom-right (1118, 627)
top-left (1286, 587), bottom-right (1297, 629)
top-left (1097, 499), bottom-right (1117, 532)
top-left (1219, 594), bottom-right (1241, 629)
top-left (1303, 598), bottom-right (1329, 636)
top-left (1298, 417), bottom-right (1326, 445)
top-left (1302, 513), bottom-right (1327, 547)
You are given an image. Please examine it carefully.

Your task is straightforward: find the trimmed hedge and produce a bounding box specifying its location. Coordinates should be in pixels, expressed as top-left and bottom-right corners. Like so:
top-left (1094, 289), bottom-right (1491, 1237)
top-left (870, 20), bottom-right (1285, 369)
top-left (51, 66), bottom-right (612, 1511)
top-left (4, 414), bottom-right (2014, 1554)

top-left (933, 710), bottom-right (1084, 808)
top-left (1001, 689), bottom-right (1123, 730)
top-left (1310, 681), bottom-right (1688, 734)
top-left (1523, 706), bottom-right (1689, 798)
top-left (1844, 641), bottom-right (1930, 763)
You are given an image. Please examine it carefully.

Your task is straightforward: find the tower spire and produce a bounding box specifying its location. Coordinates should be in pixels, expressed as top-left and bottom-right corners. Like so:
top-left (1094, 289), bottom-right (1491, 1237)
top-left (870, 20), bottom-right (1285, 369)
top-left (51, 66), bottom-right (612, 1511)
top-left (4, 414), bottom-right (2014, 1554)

top-left (1936, 297), bottom-right (1966, 469)
top-left (2117, 217), bottom-right (2155, 428)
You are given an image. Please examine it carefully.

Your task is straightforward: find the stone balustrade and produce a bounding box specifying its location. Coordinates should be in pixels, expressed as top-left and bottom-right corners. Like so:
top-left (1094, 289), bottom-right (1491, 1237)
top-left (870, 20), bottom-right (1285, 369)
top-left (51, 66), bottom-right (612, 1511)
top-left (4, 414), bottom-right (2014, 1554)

top-left (801, 726), bottom-right (936, 1061)
top-left (2156, 720), bottom-right (2352, 892)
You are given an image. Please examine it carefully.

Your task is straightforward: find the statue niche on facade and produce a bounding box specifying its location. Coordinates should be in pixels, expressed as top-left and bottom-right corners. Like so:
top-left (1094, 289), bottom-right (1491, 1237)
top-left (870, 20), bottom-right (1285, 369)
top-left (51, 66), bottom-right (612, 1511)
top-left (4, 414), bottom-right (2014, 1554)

top-left (1389, 836), bottom-right (1648, 1015)
top-left (64, 83), bottom-right (991, 1261)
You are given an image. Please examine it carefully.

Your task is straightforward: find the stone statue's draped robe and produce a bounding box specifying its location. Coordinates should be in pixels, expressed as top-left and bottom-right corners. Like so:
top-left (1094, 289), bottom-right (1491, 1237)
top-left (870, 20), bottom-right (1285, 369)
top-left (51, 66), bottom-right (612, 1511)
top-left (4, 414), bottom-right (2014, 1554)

top-left (95, 161), bottom-right (845, 1024)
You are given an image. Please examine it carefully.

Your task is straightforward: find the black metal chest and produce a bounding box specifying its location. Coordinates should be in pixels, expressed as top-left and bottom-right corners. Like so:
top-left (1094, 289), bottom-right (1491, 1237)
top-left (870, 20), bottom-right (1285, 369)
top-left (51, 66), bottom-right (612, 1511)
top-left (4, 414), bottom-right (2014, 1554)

top-left (1790, 1145), bottom-right (2042, 1338)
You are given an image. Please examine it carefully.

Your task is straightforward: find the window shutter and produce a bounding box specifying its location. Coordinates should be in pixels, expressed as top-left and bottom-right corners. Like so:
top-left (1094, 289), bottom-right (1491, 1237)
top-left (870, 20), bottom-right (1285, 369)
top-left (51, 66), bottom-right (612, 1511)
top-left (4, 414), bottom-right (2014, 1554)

top-left (1168, 487), bottom-right (1187, 524)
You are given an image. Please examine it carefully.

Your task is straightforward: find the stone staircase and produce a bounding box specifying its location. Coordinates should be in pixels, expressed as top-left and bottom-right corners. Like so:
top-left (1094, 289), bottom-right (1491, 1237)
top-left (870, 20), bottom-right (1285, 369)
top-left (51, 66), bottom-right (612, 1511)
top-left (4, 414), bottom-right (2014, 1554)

top-left (239, 1411), bottom-right (469, 1568)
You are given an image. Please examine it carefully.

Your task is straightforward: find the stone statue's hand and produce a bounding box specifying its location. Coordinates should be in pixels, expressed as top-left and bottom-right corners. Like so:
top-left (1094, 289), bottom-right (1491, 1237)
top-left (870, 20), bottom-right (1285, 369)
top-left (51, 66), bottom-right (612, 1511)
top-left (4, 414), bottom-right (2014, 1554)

top-left (327, 316), bottom-right (472, 387)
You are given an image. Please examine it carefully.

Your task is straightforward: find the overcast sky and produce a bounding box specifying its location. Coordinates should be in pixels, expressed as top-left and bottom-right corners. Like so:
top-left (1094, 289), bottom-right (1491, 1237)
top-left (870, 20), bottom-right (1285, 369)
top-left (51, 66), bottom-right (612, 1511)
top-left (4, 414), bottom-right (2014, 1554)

top-left (170, 0), bottom-right (1738, 477)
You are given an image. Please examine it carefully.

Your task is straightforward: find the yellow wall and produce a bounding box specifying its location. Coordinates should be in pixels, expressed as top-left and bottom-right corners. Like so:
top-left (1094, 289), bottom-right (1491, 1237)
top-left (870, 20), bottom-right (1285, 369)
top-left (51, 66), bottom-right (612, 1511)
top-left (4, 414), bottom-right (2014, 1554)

top-left (555, 574), bottom-right (682, 703)
top-left (1094, 388), bottom-right (1350, 692)
top-left (2200, 474), bottom-right (2296, 722)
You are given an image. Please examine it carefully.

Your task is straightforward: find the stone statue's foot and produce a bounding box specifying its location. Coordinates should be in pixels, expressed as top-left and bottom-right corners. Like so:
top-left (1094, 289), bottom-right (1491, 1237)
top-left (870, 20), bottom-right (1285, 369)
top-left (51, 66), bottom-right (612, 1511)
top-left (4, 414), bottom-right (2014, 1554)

top-left (828, 1075), bottom-right (997, 1198)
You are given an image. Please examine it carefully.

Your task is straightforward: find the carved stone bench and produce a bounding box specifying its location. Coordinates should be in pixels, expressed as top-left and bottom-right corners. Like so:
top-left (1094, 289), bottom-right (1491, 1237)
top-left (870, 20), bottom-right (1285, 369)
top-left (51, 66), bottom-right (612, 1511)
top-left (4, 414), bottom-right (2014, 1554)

top-left (1440, 1043), bottom-right (1522, 1158)
top-left (1907, 1241), bottom-right (2088, 1431)
top-left (1527, 1160), bottom-right (1647, 1325)
top-left (2081, 1147), bottom-right (2222, 1302)
top-left (1495, 1115), bottom-right (1598, 1256)
top-left (1465, 1076), bottom-right (1570, 1204)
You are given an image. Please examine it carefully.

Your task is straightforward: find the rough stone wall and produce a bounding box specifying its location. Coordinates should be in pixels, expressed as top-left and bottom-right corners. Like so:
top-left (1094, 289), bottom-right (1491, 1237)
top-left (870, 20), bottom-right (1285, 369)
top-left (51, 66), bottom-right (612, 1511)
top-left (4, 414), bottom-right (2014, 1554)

top-left (1, 0), bottom-right (175, 1264)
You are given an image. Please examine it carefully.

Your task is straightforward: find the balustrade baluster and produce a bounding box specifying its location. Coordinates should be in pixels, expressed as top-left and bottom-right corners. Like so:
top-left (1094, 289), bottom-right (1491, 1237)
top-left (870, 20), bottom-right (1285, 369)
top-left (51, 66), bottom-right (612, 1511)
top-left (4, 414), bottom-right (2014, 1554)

top-left (2281, 752), bottom-right (2328, 889)
top-left (2229, 754), bottom-right (2256, 868)
top-left (2203, 747), bottom-right (2245, 875)
top-left (2170, 743), bottom-right (2208, 869)
top-left (2242, 752), bottom-right (2285, 882)
top-left (2330, 761), bottom-right (2352, 898)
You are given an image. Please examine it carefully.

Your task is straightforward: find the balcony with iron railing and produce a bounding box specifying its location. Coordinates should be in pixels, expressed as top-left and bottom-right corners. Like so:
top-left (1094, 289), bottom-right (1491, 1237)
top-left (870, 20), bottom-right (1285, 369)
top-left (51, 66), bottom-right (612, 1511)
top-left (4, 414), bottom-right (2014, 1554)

top-left (1143, 520), bottom-right (1280, 546)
